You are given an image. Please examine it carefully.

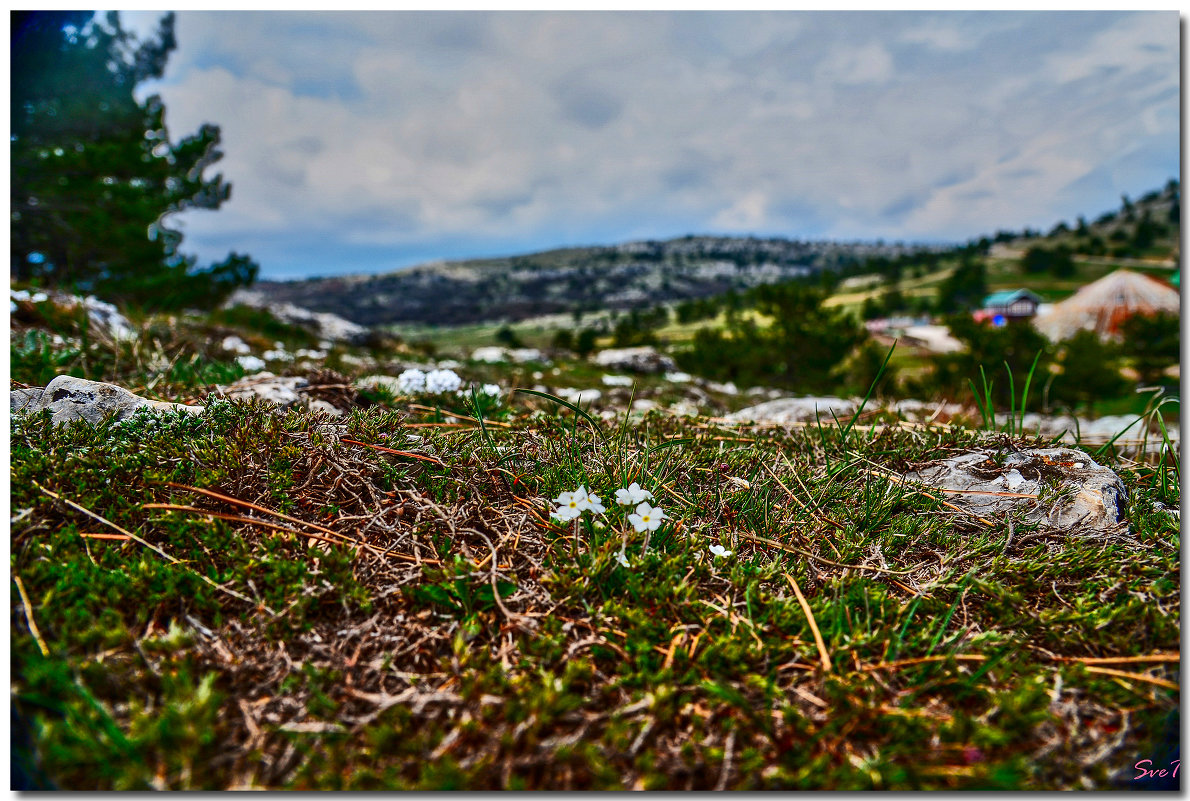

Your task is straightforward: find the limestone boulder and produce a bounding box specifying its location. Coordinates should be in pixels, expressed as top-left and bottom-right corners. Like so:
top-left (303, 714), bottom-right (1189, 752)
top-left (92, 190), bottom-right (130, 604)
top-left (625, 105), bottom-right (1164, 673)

top-left (592, 347), bottom-right (676, 374)
top-left (11, 375), bottom-right (203, 426)
top-left (727, 396), bottom-right (858, 425)
top-left (217, 372), bottom-right (308, 407)
top-left (904, 447), bottom-right (1128, 531)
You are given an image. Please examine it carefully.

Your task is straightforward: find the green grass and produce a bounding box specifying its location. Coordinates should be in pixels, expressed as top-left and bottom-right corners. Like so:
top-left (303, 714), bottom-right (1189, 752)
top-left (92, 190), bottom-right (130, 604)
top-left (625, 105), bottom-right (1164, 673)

top-left (10, 297), bottom-right (1180, 790)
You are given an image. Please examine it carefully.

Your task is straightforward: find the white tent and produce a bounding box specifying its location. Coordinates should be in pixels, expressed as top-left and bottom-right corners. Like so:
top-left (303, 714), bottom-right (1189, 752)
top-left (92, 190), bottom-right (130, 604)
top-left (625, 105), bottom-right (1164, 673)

top-left (1032, 269), bottom-right (1180, 341)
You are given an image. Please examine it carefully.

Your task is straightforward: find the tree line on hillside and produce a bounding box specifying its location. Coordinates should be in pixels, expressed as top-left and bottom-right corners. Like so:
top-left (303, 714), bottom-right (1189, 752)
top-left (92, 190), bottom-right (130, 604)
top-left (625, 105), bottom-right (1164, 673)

top-left (11, 11), bottom-right (257, 310)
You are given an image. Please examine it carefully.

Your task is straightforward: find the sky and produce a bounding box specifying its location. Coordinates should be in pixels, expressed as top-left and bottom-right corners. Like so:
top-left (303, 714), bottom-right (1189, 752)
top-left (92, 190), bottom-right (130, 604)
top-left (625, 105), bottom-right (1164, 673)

top-left (116, 10), bottom-right (1180, 281)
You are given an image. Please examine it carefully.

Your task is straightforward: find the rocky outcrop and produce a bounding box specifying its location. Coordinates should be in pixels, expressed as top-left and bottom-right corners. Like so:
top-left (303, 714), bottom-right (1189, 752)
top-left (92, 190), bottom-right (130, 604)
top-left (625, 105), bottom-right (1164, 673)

top-left (592, 347), bottom-right (676, 374)
top-left (223, 289), bottom-right (369, 344)
top-left (727, 396), bottom-right (858, 425)
top-left (904, 447), bottom-right (1128, 531)
top-left (11, 375), bottom-right (203, 426)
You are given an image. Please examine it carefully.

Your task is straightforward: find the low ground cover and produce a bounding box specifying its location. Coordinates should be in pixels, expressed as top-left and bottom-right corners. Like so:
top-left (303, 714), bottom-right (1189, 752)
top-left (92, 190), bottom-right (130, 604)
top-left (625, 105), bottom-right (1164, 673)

top-left (9, 304), bottom-right (1180, 790)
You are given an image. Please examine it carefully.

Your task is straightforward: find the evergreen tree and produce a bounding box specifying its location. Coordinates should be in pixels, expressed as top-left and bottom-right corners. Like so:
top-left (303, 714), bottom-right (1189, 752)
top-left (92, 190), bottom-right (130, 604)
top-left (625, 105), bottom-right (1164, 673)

top-left (1048, 330), bottom-right (1128, 413)
top-left (11, 11), bottom-right (257, 309)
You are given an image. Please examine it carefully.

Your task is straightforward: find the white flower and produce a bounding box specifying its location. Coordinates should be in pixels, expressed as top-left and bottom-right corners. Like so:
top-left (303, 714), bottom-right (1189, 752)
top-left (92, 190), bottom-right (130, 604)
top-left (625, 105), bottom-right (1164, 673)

top-left (709, 544), bottom-right (733, 559)
top-left (551, 489), bottom-right (583, 521)
top-left (628, 501), bottom-right (668, 532)
top-left (30, 292), bottom-right (47, 303)
top-left (10, 289), bottom-right (31, 302)
top-left (396, 368), bottom-right (426, 394)
top-left (616, 550), bottom-right (630, 568)
top-left (575, 486), bottom-right (605, 514)
top-left (262, 348), bottom-right (292, 362)
top-left (615, 482), bottom-right (654, 506)
top-left (481, 383), bottom-right (502, 397)
top-left (236, 355), bottom-right (266, 373)
top-left (425, 368), bottom-right (462, 394)
top-left (9, 301), bottom-right (16, 313)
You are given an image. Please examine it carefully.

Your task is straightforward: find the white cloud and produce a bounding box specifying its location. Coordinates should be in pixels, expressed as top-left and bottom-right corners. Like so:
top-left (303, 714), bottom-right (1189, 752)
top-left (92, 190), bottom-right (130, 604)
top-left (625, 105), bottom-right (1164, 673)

top-left (900, 22), bottom-right (974, 52)
top-left (815, 42), bottom-right (894, 85)
top-left (115, 11), bottom-right (1179, 276)
top-left (1045, 12), bottom-right (1177, 85)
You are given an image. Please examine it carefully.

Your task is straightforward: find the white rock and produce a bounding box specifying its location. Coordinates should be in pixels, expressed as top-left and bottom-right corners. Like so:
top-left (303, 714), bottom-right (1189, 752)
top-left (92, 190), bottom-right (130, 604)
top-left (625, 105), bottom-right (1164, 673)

top-left (557, 387), bottom-right (602, 405)
top-left (510, 348), bottom-right (545, 364)
top-left (11, 375), bottom-right (203, 426)
top-left (218, 372), bottom-right (308, 407)
top-left (236, 355), bottom-right (267, 373)
top-left (221, 335), bottom-right (252, 355)
top-left (471, 346), bottom-right (509, 363)
top-left (727, 396), bottom-right (858, 425)
top-left (307, 399), bottom-right (343, 417)
top-left (593, 346), bottom-right (676, 374)
top-left (905, 447), bottom-right (1127, 531)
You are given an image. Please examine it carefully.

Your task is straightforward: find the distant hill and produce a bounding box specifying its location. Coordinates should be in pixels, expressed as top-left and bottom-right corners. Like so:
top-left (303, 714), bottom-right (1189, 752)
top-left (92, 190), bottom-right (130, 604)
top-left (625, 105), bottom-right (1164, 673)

top-left (238, 182), bottom-right (1179, 328)
top-left (239, 236), bottom-right (948, 327)
top-left (990, 180), bottom-right (1180, 264)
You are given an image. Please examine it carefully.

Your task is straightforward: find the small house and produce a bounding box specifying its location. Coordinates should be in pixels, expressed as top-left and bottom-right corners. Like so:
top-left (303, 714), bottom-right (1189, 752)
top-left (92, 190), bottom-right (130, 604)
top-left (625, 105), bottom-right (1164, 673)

top-left (975, 289), bottom-right (1042, 326)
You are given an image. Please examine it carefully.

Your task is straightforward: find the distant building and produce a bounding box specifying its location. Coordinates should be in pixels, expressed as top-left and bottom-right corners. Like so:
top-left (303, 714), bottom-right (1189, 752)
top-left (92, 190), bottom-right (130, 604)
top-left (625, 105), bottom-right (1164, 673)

top-left (1032, 269), bottom-right (1180, 341)
top-left (974, 289), bottom-right (1042, 326)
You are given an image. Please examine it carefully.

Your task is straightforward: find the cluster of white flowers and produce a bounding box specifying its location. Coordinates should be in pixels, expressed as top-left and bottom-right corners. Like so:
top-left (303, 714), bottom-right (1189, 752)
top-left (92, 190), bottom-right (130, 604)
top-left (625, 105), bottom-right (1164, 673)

top-left (396, 367), bottom-right (464, 395)
top-left (396, 368), bottom-right (426, 394)
top-left (614, 482), bottom-right (652, 505)
top-left (425, 368), bottom-right (462, 394)
top-left (551, 485), bottom-right (605, 521)
top-left (551, 480), bottom-right (671, 534)
top-left (480, 383), bottom-right (502, 398)
top-left (549, 480), bottom-right (681, 569)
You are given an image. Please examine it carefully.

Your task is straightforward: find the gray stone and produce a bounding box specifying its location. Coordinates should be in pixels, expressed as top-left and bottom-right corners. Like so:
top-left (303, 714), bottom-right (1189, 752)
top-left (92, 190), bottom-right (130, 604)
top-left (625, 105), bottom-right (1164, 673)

top-left (470, 346), bottom-right (509, 363)
top-left (727, 396), bottom-right (858, 425)
top-left (509, 348), bottom-right (547, 364)
top-left (556, 387), bottom-right (602, 405)
top-left (217, 372), bottom-right (308, 407)
top-left (11, 375), bottom-right (203, 426)
top-left (592, 346), bottom-right (676, 374)
top-left (705, 380), bottom-right (739, 396)
top-left (892, 399), bottom-right (964, 422)
top-left (904, 447), bottom-right (1127, 531)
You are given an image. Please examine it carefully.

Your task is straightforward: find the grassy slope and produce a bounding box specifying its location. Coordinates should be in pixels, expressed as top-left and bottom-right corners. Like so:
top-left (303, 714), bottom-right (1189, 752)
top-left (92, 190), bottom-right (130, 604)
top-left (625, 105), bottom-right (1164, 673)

top-left (10, 301), bottom-right (1180, 790)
